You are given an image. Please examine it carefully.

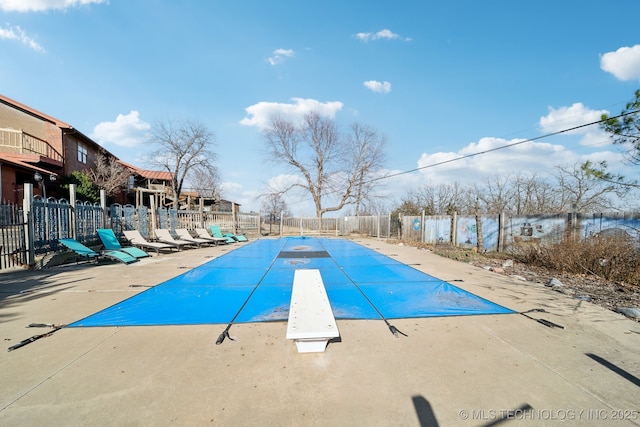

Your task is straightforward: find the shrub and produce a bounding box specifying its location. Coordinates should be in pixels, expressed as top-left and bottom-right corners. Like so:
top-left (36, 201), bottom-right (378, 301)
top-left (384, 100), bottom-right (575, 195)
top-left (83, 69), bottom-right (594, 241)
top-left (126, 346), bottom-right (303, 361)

top-left (512, 235), bottom-right (640, 284)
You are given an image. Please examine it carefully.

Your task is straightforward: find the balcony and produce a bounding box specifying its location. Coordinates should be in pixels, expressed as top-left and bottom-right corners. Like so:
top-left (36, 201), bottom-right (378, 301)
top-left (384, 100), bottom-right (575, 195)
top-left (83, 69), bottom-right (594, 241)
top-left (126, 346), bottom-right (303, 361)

top-left (0, 128), bottom-right (63, 165)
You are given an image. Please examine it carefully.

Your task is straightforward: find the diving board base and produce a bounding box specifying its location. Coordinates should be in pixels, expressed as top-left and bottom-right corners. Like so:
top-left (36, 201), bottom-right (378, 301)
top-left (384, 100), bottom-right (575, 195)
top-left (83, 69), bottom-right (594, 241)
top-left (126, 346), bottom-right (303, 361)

top-left (293, 338), bottom-right (334, 353)
top-left (286, 269), bottom-right (339, 353)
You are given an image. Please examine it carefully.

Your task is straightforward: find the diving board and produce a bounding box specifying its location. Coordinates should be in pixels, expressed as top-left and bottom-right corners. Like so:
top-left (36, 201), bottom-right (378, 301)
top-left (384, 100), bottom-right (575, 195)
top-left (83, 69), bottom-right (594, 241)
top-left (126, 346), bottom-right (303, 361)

top-left (286, 269), bottom-right (340, 353)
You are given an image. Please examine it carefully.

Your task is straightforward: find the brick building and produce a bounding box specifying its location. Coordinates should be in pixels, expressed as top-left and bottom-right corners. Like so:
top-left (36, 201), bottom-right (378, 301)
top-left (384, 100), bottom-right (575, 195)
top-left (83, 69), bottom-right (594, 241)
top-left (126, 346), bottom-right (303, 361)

top-left (0, 94), bottom-right (173, 205)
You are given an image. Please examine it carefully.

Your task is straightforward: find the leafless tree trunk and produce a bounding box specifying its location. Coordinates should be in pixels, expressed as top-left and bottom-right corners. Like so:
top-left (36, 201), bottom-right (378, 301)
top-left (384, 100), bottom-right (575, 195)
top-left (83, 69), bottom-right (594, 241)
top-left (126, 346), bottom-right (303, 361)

top-left (474, 197), bottom-right (484, 252)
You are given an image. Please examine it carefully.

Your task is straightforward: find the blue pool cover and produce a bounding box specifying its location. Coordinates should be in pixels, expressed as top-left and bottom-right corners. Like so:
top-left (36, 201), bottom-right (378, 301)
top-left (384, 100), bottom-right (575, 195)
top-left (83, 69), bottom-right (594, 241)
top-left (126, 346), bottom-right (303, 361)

top-left (68, 237), bottom-right (514, 327)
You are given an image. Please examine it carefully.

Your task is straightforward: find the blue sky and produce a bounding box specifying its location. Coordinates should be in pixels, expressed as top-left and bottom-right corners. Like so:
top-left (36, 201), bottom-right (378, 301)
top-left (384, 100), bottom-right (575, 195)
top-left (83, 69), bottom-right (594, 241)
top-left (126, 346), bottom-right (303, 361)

top-left (2, 0), bottom-right (640, 214)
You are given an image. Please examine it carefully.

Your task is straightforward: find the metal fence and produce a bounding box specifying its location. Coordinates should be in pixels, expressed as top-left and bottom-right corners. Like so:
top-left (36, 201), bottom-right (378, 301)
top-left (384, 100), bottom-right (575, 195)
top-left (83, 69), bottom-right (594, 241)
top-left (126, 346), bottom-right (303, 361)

top-left (0, 201), bottom-right (27, 270)
top-left (31, 197), bottom-right (103, 254)
top-left (6, 183), bottom-right (638, 271)
top-left (338, 214), bottom-right (391, 238)
top-left (400, 212), bottom-right (640, 251)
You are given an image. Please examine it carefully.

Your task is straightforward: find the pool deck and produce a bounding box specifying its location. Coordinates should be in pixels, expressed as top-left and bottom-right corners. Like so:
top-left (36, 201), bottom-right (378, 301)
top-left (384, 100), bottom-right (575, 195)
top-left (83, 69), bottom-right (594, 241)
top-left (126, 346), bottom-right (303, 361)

top-left (1, 237), bottom-right (639, 426)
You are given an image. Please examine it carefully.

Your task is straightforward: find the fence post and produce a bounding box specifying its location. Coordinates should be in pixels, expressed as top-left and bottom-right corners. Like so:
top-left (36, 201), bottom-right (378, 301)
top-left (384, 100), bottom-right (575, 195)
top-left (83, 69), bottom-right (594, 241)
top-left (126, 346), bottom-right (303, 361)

top-left (199, 198), bottom-right (205, 228)
top-left (23, 183), bottom-right (35, 266)
top-left (100, 189), bottom-right (107, 229)
top-left (232, 202), bottom-right (236, 233)
top-left (452, 212), bottom-right (458, 246)
top-left (498, 212), bottom-right (506, 252)
top-left (150, 194), bottom-right (157, 233)
top-left (69, 184), bottom-right (77, 239)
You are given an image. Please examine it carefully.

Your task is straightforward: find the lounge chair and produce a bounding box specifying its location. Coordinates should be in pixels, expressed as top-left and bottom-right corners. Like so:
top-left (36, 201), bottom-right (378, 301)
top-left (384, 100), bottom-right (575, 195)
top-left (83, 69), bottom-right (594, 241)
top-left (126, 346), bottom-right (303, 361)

top-left (97, 229), bottom-right (151, 259)
top-left (224, 232), bottom-right (249, 242)
top-left (175, 228), bottom-right (212, 247)
top-left (154, 229), bottom-right (199, 250)
top-left (209, 225), bottom-right (237, 244)
top-left (213, 224), bottom-right (248, 242)
top-left (122, 230), bottom-right (175, 255)
top-left (59, 238), bottom-right (138, 264)
top-left (194, 228), bottom-right (228, 245)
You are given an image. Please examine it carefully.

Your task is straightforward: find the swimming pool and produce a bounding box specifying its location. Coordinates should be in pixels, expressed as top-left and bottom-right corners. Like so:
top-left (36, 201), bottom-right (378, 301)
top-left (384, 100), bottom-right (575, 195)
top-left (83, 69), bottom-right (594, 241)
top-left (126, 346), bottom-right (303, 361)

top-left (68, 237), bottom-right (513, 327)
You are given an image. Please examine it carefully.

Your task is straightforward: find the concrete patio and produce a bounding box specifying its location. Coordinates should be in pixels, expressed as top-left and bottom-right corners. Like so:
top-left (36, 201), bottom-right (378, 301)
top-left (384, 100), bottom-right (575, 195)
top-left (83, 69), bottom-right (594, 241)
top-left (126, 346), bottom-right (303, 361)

top-left (1, 237), bottom-right (639, 426)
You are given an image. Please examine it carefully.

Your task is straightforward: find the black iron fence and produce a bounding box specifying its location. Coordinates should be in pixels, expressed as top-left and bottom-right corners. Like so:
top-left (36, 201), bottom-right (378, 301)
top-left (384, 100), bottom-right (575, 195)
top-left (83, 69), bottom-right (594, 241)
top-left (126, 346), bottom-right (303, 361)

top-left (0, 201), bottom-right (27, 270)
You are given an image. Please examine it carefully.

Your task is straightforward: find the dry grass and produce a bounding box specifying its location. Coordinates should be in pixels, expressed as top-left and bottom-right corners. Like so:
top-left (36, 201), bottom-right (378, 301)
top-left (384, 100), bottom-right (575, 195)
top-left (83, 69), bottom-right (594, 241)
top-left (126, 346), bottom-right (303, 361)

top-left (511, 235), bottom-right (640, 285)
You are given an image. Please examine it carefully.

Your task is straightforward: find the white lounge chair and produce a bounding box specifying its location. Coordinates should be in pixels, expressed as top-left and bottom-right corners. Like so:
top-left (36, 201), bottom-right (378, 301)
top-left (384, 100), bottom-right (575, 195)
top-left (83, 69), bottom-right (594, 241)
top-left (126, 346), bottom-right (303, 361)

top-left (154, 229), bottom-right (199, 250)
top-left (175, 228), bottom-right (212, 247)
top-left (123, 230), bottom-right (175, 255)
top-left (194, 228), bottom-right (228, 245)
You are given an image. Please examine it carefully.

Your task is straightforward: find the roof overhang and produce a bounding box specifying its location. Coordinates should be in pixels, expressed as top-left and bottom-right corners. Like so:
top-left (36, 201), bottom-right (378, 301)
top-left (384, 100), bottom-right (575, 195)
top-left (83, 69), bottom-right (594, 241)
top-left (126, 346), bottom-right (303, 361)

top-left (0, 153), bottom-right (60, 177)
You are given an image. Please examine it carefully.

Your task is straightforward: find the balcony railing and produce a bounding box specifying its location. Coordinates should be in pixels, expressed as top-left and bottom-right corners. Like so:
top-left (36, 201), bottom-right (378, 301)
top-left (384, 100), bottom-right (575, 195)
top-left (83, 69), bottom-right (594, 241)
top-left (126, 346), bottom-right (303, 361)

top-left (0, 128), bottom-right (63, 163)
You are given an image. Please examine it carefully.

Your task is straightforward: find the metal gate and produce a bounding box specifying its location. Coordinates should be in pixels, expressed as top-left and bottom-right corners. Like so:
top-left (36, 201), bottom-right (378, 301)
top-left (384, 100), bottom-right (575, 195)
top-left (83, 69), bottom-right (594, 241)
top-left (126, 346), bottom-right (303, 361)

top-left (0, 201), bottom-right (27, 270)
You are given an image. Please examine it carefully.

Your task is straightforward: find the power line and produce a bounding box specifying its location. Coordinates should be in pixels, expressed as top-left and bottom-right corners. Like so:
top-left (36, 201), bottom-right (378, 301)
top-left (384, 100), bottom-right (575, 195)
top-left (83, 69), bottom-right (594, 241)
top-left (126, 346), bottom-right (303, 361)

top-left (374, 109), bottom-right (640, 183)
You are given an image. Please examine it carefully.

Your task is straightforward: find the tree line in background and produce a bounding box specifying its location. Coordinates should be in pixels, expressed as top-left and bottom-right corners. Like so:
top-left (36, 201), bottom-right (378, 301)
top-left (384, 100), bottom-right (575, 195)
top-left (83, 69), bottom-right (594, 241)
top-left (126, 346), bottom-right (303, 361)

top-left (393, 161), bottom-right (635, 217)
top-left (52, 89), bottom-right (640, 219)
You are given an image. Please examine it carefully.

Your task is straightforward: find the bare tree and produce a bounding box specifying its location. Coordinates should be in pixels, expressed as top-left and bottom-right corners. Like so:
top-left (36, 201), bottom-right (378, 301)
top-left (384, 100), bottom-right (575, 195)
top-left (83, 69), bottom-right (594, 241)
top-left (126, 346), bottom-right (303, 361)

top-left (261, 192), bottom-right (290, 219)
top-left (347, 122), bottom-right (387, 215)
top-left (263, 112), bottom-right (386, 218)
top-left (406, 182), bottom-right (467, 215)
top-left (475, 175), bottom-right (515, 214)
top-left (509, 172), bottom-right (563, 214)
top-left (147, 120), bottom-right (217, 207)
top-left (551, 163), bottom-right (620, 212)
top-left (189, 164), bottom-right (221, 199)
top-left (88, 153), bottom-right (129, 197)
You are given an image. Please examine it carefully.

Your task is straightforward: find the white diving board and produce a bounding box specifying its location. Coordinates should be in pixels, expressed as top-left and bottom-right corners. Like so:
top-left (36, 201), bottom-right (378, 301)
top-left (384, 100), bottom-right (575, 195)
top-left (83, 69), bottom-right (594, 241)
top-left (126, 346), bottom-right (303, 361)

top-left (286, 269), bottom-right (340, 353)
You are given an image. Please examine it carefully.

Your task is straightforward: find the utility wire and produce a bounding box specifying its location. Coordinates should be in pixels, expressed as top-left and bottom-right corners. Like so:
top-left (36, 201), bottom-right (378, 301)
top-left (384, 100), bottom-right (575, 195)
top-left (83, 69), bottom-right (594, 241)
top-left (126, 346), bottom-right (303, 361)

top-left (373, 109), bottom-right (640, 183)
top-left (283, 109), bottom-right (640, 208)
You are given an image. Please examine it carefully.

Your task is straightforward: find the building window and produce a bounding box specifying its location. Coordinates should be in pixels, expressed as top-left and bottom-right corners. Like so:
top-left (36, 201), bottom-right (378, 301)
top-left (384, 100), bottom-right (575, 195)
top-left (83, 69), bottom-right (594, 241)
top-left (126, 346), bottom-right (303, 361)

top-left (78, 143), bottom-right (87, 164)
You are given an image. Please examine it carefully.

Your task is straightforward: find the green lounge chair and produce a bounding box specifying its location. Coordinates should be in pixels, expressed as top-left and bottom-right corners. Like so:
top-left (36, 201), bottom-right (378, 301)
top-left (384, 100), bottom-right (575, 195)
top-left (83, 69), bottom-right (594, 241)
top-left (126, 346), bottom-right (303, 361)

top-left (59, 238), bottom-right (138, 264)
top-left (209, 225), bottom-right (236, 244)
top-left (224, 232), bottom-right (249, 242)
top-left (97, 229), bottom-right (150, 259)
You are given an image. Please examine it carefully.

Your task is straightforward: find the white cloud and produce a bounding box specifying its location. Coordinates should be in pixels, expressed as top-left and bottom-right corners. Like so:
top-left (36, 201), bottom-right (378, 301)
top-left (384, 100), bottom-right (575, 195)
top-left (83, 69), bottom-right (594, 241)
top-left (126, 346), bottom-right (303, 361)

top-left (414, 135), bottom-right (631, 191)
top-left (600, 45), bottom-right (640, 81)
top-left (219, 181), bottom-right (263, 212)
top-left (417, 137), bottom-right (572, 186)
top-left (91, 110), bottom-right (151, 148)
top-left (240, 98), bottom-right (344, 129)
top-left (268, 48), bottom-right (295, 65)
top-left (364, 80), bottom-right (391, 93)
top-left (539, 103), bottom-right (610, 146)
top-left (0, 0), bottom-right (107, 12)
top-left (354, 29), bottom-right (411, 42)
top-left (0, 24), bottom-right (44, 52)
